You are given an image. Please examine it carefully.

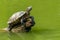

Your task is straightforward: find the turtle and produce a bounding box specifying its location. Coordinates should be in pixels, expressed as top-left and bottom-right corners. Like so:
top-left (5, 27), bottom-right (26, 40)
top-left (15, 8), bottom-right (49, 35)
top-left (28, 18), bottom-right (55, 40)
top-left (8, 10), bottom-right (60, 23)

top-left (7, 6), bottom-right (33, 32)
top-left (8, 6), bottom-right (32, 25)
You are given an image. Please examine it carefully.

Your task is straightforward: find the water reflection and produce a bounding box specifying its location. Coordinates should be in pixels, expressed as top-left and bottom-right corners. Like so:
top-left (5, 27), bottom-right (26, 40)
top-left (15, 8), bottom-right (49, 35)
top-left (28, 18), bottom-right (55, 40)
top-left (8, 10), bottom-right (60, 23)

top-left (8, 31), bottom-right (36, 40)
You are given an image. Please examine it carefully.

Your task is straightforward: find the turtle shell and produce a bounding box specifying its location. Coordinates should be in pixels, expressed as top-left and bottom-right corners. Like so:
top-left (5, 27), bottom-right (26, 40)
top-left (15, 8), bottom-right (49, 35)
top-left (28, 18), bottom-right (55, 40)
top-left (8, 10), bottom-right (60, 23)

top-left (8, 11), bottom-right (25, 24)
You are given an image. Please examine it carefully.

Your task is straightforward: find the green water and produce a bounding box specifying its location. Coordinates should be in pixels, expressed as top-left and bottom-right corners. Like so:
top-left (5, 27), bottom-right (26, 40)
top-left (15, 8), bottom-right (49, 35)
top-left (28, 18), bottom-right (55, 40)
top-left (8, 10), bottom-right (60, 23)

top-left (0, 0), bottom-right (60, 40)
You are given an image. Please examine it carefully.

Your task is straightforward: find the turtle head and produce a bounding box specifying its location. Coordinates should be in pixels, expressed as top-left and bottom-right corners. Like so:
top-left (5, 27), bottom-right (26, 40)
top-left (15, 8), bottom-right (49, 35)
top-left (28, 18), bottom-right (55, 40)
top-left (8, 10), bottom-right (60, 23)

top-left (26, 6), bottom-right (32, 12)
